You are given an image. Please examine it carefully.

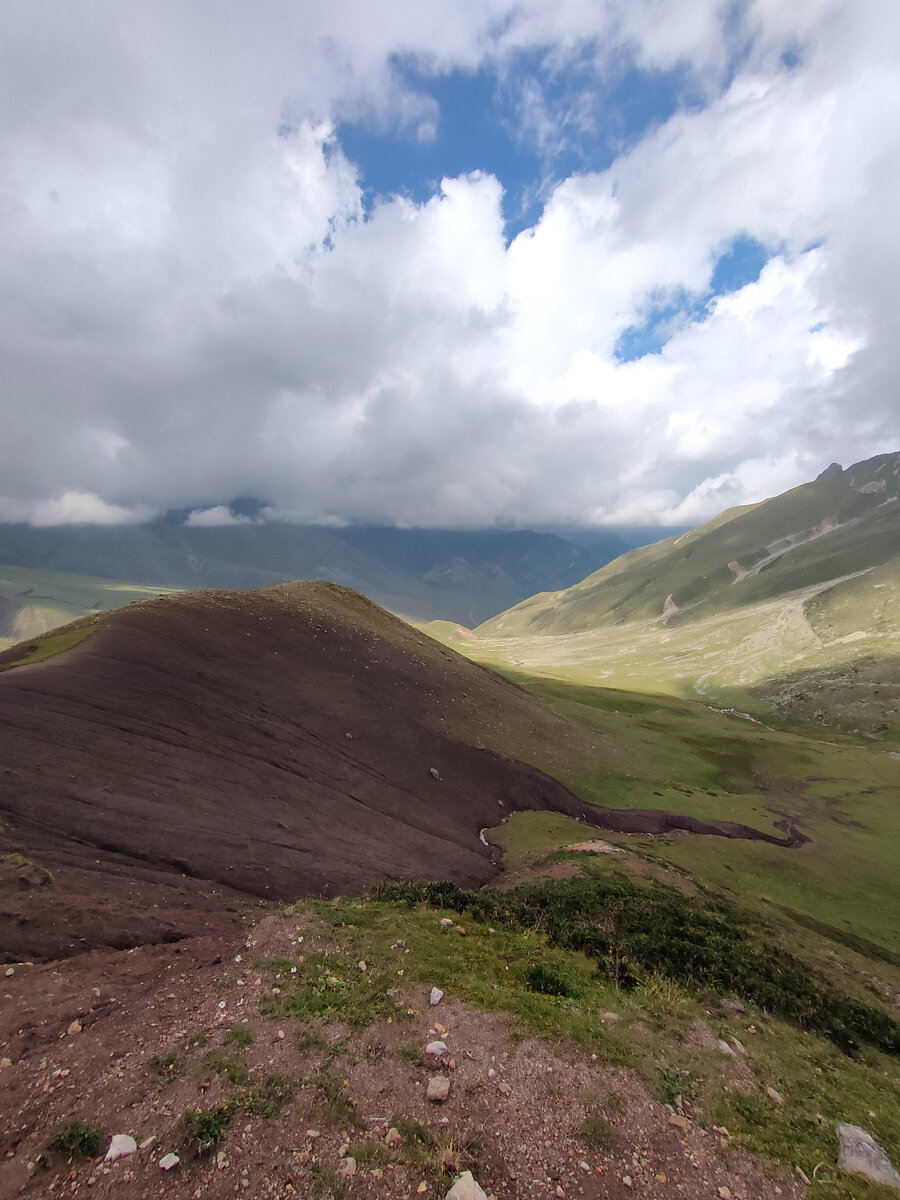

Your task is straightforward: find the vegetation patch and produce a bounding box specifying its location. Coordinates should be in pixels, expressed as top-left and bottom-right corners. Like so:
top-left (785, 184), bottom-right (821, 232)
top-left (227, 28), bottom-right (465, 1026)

top-left (260, 949), bottom-right (403, 1028)
top-left (524, 963), bottom-right (577, 998)
top-left (374, 878), bottom-right (900, 1056)
top-left (46, 1119), bottom-right (103, 1159)
top-left (0, 616), bottom-right (99, 672)
top-left (204, 1050), bottom-right (247, 1085)
top-left (223, 1023), bottom-right (253, 1047)
top-left (180, 1106), bottom-right (231, 1153)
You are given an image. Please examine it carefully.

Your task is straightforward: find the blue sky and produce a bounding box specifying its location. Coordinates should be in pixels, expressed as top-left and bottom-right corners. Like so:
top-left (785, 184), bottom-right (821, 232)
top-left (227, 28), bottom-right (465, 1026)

top-left (338, 53), bottom-right (696, 237)
top-left (0, 2), bottom-right (896, 529)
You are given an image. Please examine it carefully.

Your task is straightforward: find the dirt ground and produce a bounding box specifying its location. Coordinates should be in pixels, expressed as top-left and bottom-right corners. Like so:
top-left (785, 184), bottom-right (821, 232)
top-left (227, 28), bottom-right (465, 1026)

top-left (0, 910), bottom-right (804, 1200)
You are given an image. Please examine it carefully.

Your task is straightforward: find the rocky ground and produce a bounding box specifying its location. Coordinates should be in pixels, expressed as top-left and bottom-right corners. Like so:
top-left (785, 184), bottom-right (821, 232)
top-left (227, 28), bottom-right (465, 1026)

top-left (0, 907), bottom-right (805, 1200)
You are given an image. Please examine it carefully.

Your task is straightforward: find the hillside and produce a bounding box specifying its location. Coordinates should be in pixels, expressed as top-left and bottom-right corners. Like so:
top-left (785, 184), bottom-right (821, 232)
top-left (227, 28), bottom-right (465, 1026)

top-left (2, 585), bottom-right (900, 1199)
top-left (467, 453), bottom-right (900, 737)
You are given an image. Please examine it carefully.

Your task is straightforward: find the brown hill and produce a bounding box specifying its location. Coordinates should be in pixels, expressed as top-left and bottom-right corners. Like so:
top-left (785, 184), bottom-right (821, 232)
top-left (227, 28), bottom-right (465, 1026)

top-left (0, 582), bottom-right (797, 961)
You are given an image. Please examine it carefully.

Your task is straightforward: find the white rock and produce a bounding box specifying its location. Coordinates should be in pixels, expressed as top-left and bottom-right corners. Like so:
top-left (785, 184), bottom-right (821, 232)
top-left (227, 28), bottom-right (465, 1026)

top-left (439, 918), bottom-right (454, 927)
top-left (425, 1040), bottom-right (448, 1056)
top-left (158, 1153), bottom-right (180, 1170)
top-left (444, 1169), bottom-right (488, 1199)
top-left (427, 1075), bottom-right (451, 1102)
top-left (430, 987), bottom-right (444, 1006)
top-left (105, 1134), bottom-right (137, 1162)
top-left (717, 1039), bottom-right (736, 1056)
top-left (837, 1123), bottom-right (900, 1189)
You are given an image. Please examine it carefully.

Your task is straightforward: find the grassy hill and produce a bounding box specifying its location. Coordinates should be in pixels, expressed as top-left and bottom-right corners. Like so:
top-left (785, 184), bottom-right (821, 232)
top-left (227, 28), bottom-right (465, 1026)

top-left (461, 453), bottom-right (900, 740)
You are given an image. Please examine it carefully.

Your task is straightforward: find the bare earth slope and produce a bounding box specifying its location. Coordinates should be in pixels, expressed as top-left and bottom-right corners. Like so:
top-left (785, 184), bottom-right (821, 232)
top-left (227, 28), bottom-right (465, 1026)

top-left (0, 582), bottom-right (800, 962)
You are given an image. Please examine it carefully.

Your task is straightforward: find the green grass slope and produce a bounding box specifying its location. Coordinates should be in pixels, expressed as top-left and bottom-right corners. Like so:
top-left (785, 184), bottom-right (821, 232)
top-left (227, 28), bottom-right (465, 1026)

top-left (479, 453), bottom-right (900, 638)
top-left (0, 563), bottom-right (180, 650)
top-left (465, 453), bottom-right (900, 737)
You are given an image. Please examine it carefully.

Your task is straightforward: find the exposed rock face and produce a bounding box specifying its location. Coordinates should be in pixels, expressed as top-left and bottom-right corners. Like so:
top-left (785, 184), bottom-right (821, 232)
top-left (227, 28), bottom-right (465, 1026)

top-left (816, 462), bottom-right (844, 480)
top-left (837, 1123), bottom-right (900, 1189)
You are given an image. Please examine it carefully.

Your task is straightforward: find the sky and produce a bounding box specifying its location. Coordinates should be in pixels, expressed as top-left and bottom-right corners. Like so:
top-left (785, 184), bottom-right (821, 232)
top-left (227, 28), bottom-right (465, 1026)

top-left (1, 0), bottom-right (898, 530)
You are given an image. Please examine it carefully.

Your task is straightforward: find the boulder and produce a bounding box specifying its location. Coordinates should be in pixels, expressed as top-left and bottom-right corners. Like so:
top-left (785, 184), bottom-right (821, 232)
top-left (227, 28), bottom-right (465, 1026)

top-left (445, 1170), bottom-right (488, 1199)
top-left (430, 987), bottom-right (444, 1006)
top-left (837, 1124), bottom-right (900, 1189)
top-left (427, 1075), bottom-right (451, 1102)
top-left (425, 1040), bottom-right (448, 1056)
top-left (105, 1134), bottom-right (137, 1162)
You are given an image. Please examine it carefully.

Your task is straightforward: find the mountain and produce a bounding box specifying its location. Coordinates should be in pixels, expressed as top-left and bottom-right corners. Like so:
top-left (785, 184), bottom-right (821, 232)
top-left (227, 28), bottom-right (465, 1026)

top-left (464, 452), bottom-right (900, 739)
top-left (0, 518), bottom-right (623, 627)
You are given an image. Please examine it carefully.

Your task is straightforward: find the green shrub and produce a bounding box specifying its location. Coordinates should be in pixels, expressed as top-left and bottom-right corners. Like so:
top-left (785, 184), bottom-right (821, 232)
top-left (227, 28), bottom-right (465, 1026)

top-left (47, 1120), bottom-right (102, 1159)
top-left (180, 1106), bottom-right (231, 1152)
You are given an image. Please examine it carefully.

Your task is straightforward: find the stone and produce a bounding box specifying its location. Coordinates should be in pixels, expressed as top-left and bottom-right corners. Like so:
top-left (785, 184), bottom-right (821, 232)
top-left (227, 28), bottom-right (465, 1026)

top-left (430, 767), bottom-right (441, 780)
top-left (385, 1127), bottom-right (402, 1146)
top-left (427, 1075), bottom-right (451, 1102)
top-left (105, 1134), bottom-right (137, 1162)
top-left (139, 1136), bottom-right (156, 1151)
top-left (717, 1039), bottom-right (735, 1056)
top-left (358, 961), bottom-right (367, 972)
top-left (728, 1038), bottom-right (746, 1055)
top-left (669, 1115), bottom-right (691, 1131)
top-left (440, 918), bottom-right (454, 927)
top-left (433, 1021), bottom-right (446, 1035)
top-left (425, 1040), bottom-right (448, 1056)
top-left (837, 1123), bottom-right (900, 1190)
top-left (337, 1156), bottom-right (357, 1178)
top-left (719, 998), bottom-right (746, 1013)
top-left (158, 1153), bottom-right (180, 1170)
top-left (444, 1171), bottom-right (488, 1200)
top-left (718, 1189), bottom-right (733, 1199)
top-left (766, 1087), bottom-right (785, 1106)
top-left (67, 1019), bottom-right (82, 1036)
top-left (430, 987), bottom-right (444, 1006)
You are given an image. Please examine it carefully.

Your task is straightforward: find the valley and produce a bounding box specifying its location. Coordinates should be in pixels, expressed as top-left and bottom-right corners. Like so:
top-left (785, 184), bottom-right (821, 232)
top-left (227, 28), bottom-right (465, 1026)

top-left (1, 454), bottom-right (899, 1198)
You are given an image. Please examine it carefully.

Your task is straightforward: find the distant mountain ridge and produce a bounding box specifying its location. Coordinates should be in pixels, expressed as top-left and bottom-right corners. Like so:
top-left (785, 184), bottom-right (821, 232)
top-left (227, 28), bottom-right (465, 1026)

top-left (0, 517), bottom-right (647, 626)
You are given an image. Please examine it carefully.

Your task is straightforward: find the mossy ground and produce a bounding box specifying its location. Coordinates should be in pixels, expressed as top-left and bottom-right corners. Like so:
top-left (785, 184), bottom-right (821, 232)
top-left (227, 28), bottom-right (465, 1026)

top-left (253, 892), bottom-right (900, 1199)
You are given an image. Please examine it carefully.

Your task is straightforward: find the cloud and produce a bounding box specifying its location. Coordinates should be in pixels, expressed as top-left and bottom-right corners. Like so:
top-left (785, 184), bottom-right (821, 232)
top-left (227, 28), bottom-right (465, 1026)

top-left (0, 1), bottom-right (897, 530)
top-left (184, 506), bottom-right (255, 528)
top-left (0, 492), bottom-right (155, 527)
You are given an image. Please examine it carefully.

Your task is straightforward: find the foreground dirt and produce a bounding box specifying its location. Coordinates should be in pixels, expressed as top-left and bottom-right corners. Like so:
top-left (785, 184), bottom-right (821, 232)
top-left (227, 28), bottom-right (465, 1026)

top-left (0, 909), bottom-right (803, 1200)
